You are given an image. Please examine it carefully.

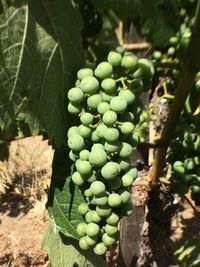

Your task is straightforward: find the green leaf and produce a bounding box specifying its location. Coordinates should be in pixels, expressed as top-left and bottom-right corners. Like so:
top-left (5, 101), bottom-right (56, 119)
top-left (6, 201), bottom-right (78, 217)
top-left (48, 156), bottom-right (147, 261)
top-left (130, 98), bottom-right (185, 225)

top-left (42, 224), bottom-right (108, 267)
top-left (47, 147), bottom-right (85, 240)
top-left (0, 0), bottom-right (85, 147)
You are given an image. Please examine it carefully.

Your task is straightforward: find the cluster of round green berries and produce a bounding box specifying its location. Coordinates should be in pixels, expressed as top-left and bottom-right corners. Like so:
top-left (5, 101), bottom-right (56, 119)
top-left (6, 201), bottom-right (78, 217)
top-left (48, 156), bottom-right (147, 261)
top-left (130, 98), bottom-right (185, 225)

top-left (67, 49), bottom-right (154, 255)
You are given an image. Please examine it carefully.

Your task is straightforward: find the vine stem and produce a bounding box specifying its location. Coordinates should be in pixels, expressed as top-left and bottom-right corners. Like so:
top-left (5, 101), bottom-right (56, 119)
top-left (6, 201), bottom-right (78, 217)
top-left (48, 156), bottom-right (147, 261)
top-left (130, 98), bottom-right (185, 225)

top-left (148, 0), bottom-right (200, 183)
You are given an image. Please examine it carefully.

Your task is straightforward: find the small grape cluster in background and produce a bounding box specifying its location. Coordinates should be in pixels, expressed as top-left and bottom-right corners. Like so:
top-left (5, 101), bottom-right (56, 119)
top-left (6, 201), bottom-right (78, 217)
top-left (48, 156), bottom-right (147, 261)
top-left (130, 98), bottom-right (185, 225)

top-left (67, 49), bottom-right (154, 255)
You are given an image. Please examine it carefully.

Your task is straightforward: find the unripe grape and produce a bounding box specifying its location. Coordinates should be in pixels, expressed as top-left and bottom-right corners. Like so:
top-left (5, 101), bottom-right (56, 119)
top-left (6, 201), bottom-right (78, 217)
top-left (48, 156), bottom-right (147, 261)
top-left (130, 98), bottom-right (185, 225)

top-left (80, 113), bottom-right (94, 126)
top-left (104, 141), bottom-right (121, 153)
top-left (121, 54), bottom-right (138, 70)
top-left (101, 162), bottom-right (120, 180)
top-left (91, 130), bottom-right (100, 142)
top-left (89, 149), bottom-right (107, 167)
top-left (119, 90), bottom-right (135, 105)
top-left (96, 205), bottom-right (112, 217)
top-left (80, 76), bottom-right (99, 94)
top-left (107, 51), bottom-right (122, 66)
top-left (118, 188), bottom-right (131, 204)
top-left (119, 142), bottom-right (133, 158)
top-left (102, 92), bottom-right (114, 102)
top-left (68, 126), bottom-right (79, 137)
top-left (94, 242), bottom-right (107, 255)
top-left (122, 174), bottom-right (134, 187)
top-left (108, 193), bottom-right (122, 207)
top-left (76, 223), bottom-right (87, 237)
top-left (130, 132), bottom-right (140, 147)
top-left (138, 58), bottom-right (155, 79)
top-left (132, 68), bottom-right (143, 79)
top-left (184, 158), bottom-right (195, 171)
top-left (167, 47), bottom-right (175, 56)
top-left (169, 36), bottom-right (179, 45)
top-left (87, 94), bottom-right (102, 110)
top-left (120, 122), bottom-right (134, 135)
top-left (110, 96), bottom-right (127, 113)
top-left (94, 62), bottom-right (113, 79)
top-left (68, 87), bottom-right (84, 103)
top-left (102, 233), bottom-right (116, 247)
top-left (105, 224), bottom-right (118, 235)
top-left (173, 161), bottom-right (185, 174)
top-left (118, 158), bottom-right (130, 171)
top-left (86, 235), bottom-right (97, 246)
top-left (101, 78), bottom-right (116, 93)
top-left (126, 167), bottom-right (137, 179)
top-left (90, 210), bottom-right (101, 223)
top-left (68, 134), bottom-right (84, 151)
top-left (106, 212), bottom-right (119, 225)
top-left (85, 211), bottom-right (93, 223)
top-left (72, 171), bottom-right (85, 186)
top-left (79, 125), bottom-right (92, 138)
top-left (68, 102), bottom-right (82, 115)
top-left (79, 149), bottom-right (90, 161)
top-left (79, 237), bottom-right (90, 250)
top-left (78, 203), bottom-right (89, 215)
top-left (86, 222), bottom-right (100, 237)
top-left (153, 51), bottom-right (162, 60)
top-left (104, 128), bottom-right (119, 142)
top-left (90, 181), bottom-right (106, 195)
top-left (77, 68), bottom-right (93, 80)
top-left (94, 194), bottom-right (108, 206)
top-left (102, 111), bottom-right (117, 126)
top-left (96, 124), bottom-right (108, 138)
top-left (76, 160), bottom-right (92, 176)
top-left (97, 102), bottom-right (110, 114)
top-left (84, 189), bottom-right (93, 197)
top-left (92, 143), bottom-right (105, 151)
top-left (69, 150), bottom-right (78, 161)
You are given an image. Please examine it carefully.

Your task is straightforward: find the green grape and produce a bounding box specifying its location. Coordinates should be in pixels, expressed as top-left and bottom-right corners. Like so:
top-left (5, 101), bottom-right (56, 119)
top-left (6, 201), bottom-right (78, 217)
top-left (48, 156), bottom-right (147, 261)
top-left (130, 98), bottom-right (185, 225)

top-left (169, 36), bottom-right (179, 45)
top-left (68, 102), bottom-right (82, 115)
top-left (126, 167), bottom-right (137, 179)
top-left (86, 235), bottom-right (97, 246)
top-left (97, 102), bottom-right (110, 114)
top-left (102, 233), bottom-right (116, 247)
top-left (108, 193), bottom-right (122, 207)
top-left (102, 92), bottom-right (115, 102)
top-left (121, 174), bottom-right (133, 187)
top-left (77, 68), bottom-right (93, 80)
top-left (184, 158), bottom-right (195, 171)
top-left (69, 150), bottom-right (78, 161)
top-left (75, 79), bottom-right (81, 87)
top-left (72, 171), bottom-right (85, 186)
top-left (105, 224), bottom-right (118, 235)
top-left (90, 181), bottom-right (106, 195)
top-left (138, 58), bottom-right (154, 79)
top-left (91, 130), bottom-right (100, 142)
top-left (101, 78), bottom-right (116, 93)
top-left (94, 62), bottom-right (113, 79)
top-left (119, 142), bottom-right (133, 158)
top-left (104, 141), bottom-right (121, 153)
top-left (107, 51), bottom-right (122, 66)
top-left (87, 94), bottom-right (102, 110)
top-left (110, 96), bottom-right (127, 113)
top-left (104, 128), bottom-right (119, 142)
top-left (85, 211), bottom-right (93, 223)
top-left (173, 161), bottom-right (185, 174)
top-left (68, 134), bottom-right (84, 151)
top-left (84, 189), bottom-right (93, 197)
top-left (106, 212), bottom-right (119, 225)
top-left (96, 124), bottom-right (108, 138)
top-left (132, 68), bottom-right (143, 79)
top-left (101, 162), bottom-right (120, 180)
top-left (80, 113), bottom-right (94, 126)
top-left (87, 172), bottom-right (97, 183)
top-left (194, 156), bottom-right (200, 165)
top-left (118, 158), bottom-right (130, 171)
top-left (167, 46), bottom-right (175, 56)
top-left (119, 90), bottom-right (135, 105)
top-left (68, 126), bottom-right (79, 137)
top-left (89, 148), bottom-right (107, 167)
top-left (120, 122), bottom-right (134, 135)
top-left (92, 143), bottom-right (105, 151)
top-left (94, 194), bottom-right (108, 206)
top-left (102, 111), bottom-right (117, 126)
top-left (76, 223), bottom-right (87, 236)
top-left (94, 242), bottom-right (107, 255)
top-left (79, 237), bottom-right (90, 250)
top-left (191, 185), bottom-right (200, 194)
top-left (91, 210), bottom-right (101, 223)
top-left (153, 51), bottom-right (162, 60)
top-left (78, 203), bottom-right (89, 215)
top-left (130, 132), bottom-right (140, 147)
top-left (79, 149), bottom-right (90, 161)
top-left (116, 46), bottom-right (125, 55)
top-left (96, 205), bottom-right (112, 217)
top-left (80, 76), bottom-right (99, 94)
top-left (121, 54), bottom-right (138, 70)
top-left (108, 177), bottom-right (122, 190)
top-left (76, 160), bottom-right (92, 176)
top-left (86, 222), bottom-right (100, 237)
top-left (118, 188), bottom-right (131, 204)
top-left (79, 125), bottom-right (92, 138)
top-left (68, 87), bottom-right (84, 103)
top-left (120, 111), bottom-right (134, 122)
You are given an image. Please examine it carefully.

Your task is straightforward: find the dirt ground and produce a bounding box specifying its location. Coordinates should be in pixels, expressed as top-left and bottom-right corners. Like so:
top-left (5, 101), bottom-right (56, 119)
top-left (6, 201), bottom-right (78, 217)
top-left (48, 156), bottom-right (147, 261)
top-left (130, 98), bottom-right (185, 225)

top-left (0, 136), bottom-right (200, 267)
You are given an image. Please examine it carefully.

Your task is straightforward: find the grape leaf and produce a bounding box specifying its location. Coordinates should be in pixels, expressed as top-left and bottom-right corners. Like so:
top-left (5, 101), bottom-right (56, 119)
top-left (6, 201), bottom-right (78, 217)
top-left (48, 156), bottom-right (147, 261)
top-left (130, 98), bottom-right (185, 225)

top-left (42, 224), bottom-right (108, 267)
top-left (0, 0), bottom-right (84, 147)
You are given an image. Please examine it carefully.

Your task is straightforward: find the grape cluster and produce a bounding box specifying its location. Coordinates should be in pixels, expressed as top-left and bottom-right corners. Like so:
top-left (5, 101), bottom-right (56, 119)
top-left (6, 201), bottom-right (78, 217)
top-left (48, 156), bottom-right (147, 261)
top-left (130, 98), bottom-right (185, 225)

top-left (67, 49), bottom-right (154, 255)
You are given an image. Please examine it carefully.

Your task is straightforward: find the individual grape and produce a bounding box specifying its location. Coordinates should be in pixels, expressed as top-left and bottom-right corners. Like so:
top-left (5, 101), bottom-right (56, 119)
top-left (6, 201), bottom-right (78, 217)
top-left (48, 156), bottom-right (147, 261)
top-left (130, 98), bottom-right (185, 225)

top-left (85, 211), bottom-right (93, 223)
top-left (78, 203), bottom-right (89, 215)
top-left (87, 94), bottom-right (102, 110)
top-left (90, 210), bottom-right (101, 223)
top-left (72, 171), bottom-right (85, 186)
top-left (80, 76), bottom-right (99, 94)
top-left (118, 188), bottom-right (131, 204)
top-left (87, 172), bottom-right (98, 184)
top-left (97, 102), bottom-right (110, 114)
top-left (96, 205), bottom-right (112, 217)
top-left (152, 51), bottom-right (162, 60)
top-left (119, 142), bottom-right (133, 158)
top-left (91, 130), bottom-right (100, 142)
top-left (106, 212), bottom-right (119, 225)
top-left (104, 141), bottom-right (121, 153)
top-left (79, 125), bottom-right (92, 138)
top-left (173, 161), bottom-right (185, 174)
top-left (68, 102), bottom-right (82, 115)
top-left (102, 111), bottom-right (117, 126)
top-left (101, 78), bottom-right (116, 93)
top-left (122, 173), bottom-right (134, 187)
top-left (76, 160), bottom-right (92, 176)
top-left (79, 149), bottom-right (90, 161)
top-left (110, 96), bottom-right (127, 113)
top-left (80, 113), bottom-right (94, 126)
top-left (77, 68), bottom-right (93, 80)
top-left (76, 223), bottom-right (87, 236)
top-left (108, 177), bottom-right (122, 190)
top-left (94, 242), bottom-right (107, 255)
top-left (119, 90), bottom-right (135, 105)
top-left (101, 162), bottom-right (120, 180)
top-left (126, 167), bottom-right (138, 179)
top-left (184, 158), bottom-right (195, 171)
top-left (90, 181), bottom-right (106, 195)
top-left (68, 134), bottom-right (84, 151)
top-left (96, 124), bottom-right (108, 138)
top-left (129, 132), bottom-right (140, 147)
top-left (94, 62), bottom-right (113, 79)
top-left (167, 46), bottom-right (176, 56)
top-left (102, 233), bottom-right (116, 247)
top-left (108, 193), bottom-right (122, 207)
top-left (169, 36), bottom-right (179, 45)
top-left (84, 189), bottom-right (93, 197)
top-left (69, 150), bottom-right (78, 161)
top-left (86, 235), bottom-right (97, 246)
top-left (121, 54), bottom-right (138, 70)
top-left (67, 126), bottom-right (79, 137)
top-left (118, 158), bottom-right (130, 171)
top-left (132, 68), bottom-right (143, 79)
top-left (107, 51), bottom-right (122, 66)
top-left (104, 128), bottom-right (119, 142)
top-left (92, 143), bottom-right (105, 151)
top-left (105, 224), bottom-right (118, 235)
top-left (120, 122), bottom-right (134, 135)
top-left (68, 87), bottom-right (84, 103)
top-left (102, 92), bottom-right (115, 102)
top-left (94, 194), bottom-right (108, 206)
top-left (138, 58), bottom-right (155, 79)
top-left (89, 149), bottom-right (107, 167)
top-left (86, 222), bottom-right (100, 237)
top-left (79, 237), bottom-right (90, 250)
